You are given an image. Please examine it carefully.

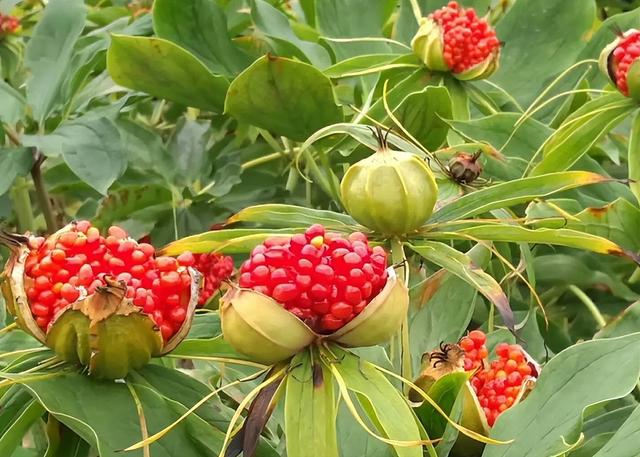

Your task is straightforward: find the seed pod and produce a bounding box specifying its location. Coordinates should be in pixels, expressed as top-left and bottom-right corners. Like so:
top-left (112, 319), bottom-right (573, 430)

top-left (0, 13), bottom-right (20, 38)
top-left (340, 130), bottom-right (438, 236)
top-left (411, 332), bottom-right (539, 456)
top-left (411, 1), bottom-right (500, 81)
top-left (1, 223), bottom-right (201, 379)
top-left (221, 267), bottom-right (408, 365)
top-left (599, 28), bottom-right (640, 100)
top-left (220, 226), bottom-right (409, 364)
top-left (448, 152), bottom-right (483, 184)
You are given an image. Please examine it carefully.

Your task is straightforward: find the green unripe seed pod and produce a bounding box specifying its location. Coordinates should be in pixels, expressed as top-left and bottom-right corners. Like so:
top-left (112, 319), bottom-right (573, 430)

top-left (340, 132), bottom-right (438, 236)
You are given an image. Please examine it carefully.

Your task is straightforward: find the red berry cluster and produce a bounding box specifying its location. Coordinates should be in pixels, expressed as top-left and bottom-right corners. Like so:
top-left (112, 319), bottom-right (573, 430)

top-left (429, 1), bottom-right (500, 73)
top-left (176, 251), bottom-right (234, 306)
top-left (460, 330), bottom-right (535, 426)
top-left (612, 31), bottom-right (640, 95)
top-left (0, 14), bottom-right (19, 36)
top-left (459, 329), bottom-right (488, 371)
top-left (23, 221), bottom-right (193, 341)
top-left (238, 225), bottom-right (388, 333)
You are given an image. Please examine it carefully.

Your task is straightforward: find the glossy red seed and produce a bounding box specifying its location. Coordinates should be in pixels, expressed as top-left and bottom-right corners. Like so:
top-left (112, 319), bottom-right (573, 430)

top-left (272, 283), bottom-right (299, 302)
top-left (169, 306), bottom-right (187, 323)
top-left (468, 329), bottom-right (486, 347)
top-left (160, 271), bottom-right (181, 290)
top-left (31, 303), bottom-right (50, 317)
top-left (139, 243), bottom-right (155, 257)
top-left (107, 225), bottom-right (128, 239)
top-left (34, 276), bottom-right (51, 291)
top-left (177, 251), bottom-right (195, 266)
top-left (156, 256), bottom-right (178, 272)
top-left (330, 301), bottom-right (352, 319)
top-left (166, 294), bottom-right (180, 307)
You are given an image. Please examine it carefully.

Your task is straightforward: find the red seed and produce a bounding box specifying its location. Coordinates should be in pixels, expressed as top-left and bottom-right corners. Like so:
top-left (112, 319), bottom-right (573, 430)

top-left (272, 283), bottom-right (299, 303)
top-left (156, 256), bottom-right (178, 272)
top-left (60, 284), bottom-right (80, 303)
top-left (108, 225), bottom-right (128, 239)
top-left (31, 303), bottom-right (50, 317)
top-left (159, 271), bottom-right (181, 290)
top-left (330, 301), bottom-right (352, 319)
top-left (58, 231), bottom-right (77, 248)
top-left (177, 251), bottom-right (195, 266)
top-left (169, 306), bottom-right (187, 324)
top-left (160, 324), bottom-right (174, 340)
top-left (34, 276), bottom-right (51, 291)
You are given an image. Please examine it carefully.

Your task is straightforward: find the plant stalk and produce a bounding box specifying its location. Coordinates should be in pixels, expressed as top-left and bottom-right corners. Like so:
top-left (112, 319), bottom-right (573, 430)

top-left (568, 285), bottom-right (607, 329)
top-left (5, 125), bottom-right (57, 232)
top-left (31, 155), bottom-right (57, 233)
top-left (241, 151), bottom-right (285, 170)
top-left (390, 237), bottom-right (412, 390)
top-left (9, 177), bottom-right (35, 232)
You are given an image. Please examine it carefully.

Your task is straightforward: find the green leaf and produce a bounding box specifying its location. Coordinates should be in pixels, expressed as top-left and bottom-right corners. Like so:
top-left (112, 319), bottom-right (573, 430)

top-left (414, 372), bottom-right (468, 440)
top-left (285, 351), bottom-right (338, 457)
top-left (166, 118), bottom-right (212, 185)
top-left (330, 348), bottom-right (424, 457)
top-left (107, 35), bottom-right (229, 112)
top-left (526, 198), bottom-right (640, 251)
top-left (228, 204), bottom-right (360, 229)
top-left (491, 0), bottom-right (596, 106)
top-left (394, 86), bottom-right (452, 151)
top-left (40, 116), bottom-right (125, 195)
top-left (533, 254), bottom-right (638, 302)
top-left (315, 0), bottom-right (397, 59)
top-left (115, 119), bottom-right (169, 172)
top-left (408, 240), bottom-right (513, 330)
top-left (530, 93), bottom-right (637, 176)
top-left (251, 0), bottom-right (330, 68)
top-left (323, 54), bottom-right (411, 78)
top-left (130, 365), bottom-right (235, 429)
top-left (596, 301), bottom-right (640, 339)
top-left (409, 243), bottom-right (490, 370)
top-left (484, 333), bottom-right (640, 457)
top-left (425, 224), bottom-right (640, 264)
top-left (430, 171), bottom-right (609, 223)
top-left (0, 80), bottom-right (25, 125)
top-left (224, 55), bottom-right (343, 141)
top-left (25, 0), bottom-right (87, 123)
top-left (0, 148), bottom-right (33, 196)
top-left (0, 400), bottom-right (45, 456)
top-left (447, 113), bottom-right (551, 180)
top-left (160, 228), bottom-right (301, 256)
top-left (153, 0), bottom-right (250, 76)
top-left (629, 110), bottom-right (640, 205)
top-left (171, 335), bottom-right (253, 362)
top-left (21, 373), bottom-right (228, 457)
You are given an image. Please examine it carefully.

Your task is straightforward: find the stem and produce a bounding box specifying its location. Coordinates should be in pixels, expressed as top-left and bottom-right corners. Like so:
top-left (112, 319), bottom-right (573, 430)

top-left (409, 0), bottom-right (422, 22)
top-left (5, 125), bottom-right (56, 232)
top-left (240, 151), bottom-right (284, 170)
top-left (257, 129), bottom-right (282, 152)
top-left (390, 237), bottom-right (412, 390)
top-left (31, 155), bottom-right (57, 233)
top-left (171, 188), bottom-right (179, 241)
top-left (568, 285), bottom-right (607, 329)
top-left (9, 177), bottom-right (35, 232)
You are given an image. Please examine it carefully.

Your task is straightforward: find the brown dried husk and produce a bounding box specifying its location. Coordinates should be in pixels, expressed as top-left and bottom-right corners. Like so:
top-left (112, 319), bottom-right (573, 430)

top-left (220, 267), bottom-right (409, 365)
top-left (0, 226), bottom-right (202, 379)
